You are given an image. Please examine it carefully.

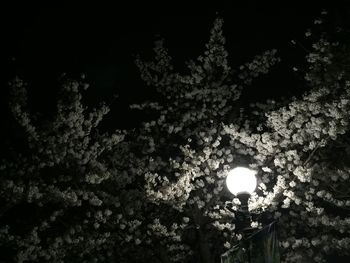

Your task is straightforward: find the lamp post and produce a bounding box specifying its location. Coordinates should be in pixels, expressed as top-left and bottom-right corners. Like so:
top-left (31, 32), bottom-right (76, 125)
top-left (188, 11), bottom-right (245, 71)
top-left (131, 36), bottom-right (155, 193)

top-left (226, 167), bottom-right (257, 231)
top-left (222, 167), bottom-right (281, 262)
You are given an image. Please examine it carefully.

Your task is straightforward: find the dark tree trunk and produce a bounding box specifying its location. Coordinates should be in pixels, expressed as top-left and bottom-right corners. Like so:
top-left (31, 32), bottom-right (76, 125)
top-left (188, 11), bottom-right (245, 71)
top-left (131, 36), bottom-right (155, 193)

top-left (157, 245), bottom-right (171, 263)
top-left (198, 228), bottom-right (214, 263)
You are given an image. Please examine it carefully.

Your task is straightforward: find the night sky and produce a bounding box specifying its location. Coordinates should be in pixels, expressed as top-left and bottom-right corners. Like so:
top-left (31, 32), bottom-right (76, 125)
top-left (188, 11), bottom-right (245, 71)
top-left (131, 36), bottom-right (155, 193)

top-left (3, 2), bottom-right (349, 131)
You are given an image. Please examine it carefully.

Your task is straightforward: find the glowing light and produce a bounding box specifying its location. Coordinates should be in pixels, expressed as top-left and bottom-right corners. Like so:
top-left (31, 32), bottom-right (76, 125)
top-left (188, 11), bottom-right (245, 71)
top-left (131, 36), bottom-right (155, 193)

top-left (226, 167), bottom-right (257, 195)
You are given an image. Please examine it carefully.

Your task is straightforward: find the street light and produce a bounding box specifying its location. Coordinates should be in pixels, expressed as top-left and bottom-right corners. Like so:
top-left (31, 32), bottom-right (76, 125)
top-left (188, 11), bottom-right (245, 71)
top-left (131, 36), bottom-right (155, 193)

top-left (222, 167), bottom-right (280, 262)
top-left (226, 166), bottom-right (257, 233)
top-left (226, 167), bottom-right (257, 196)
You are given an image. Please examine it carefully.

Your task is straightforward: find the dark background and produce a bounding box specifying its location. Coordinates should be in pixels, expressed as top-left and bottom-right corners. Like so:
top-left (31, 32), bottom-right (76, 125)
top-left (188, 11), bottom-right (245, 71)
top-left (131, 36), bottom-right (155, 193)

top-left (2, 2), bottom-right (350, 130)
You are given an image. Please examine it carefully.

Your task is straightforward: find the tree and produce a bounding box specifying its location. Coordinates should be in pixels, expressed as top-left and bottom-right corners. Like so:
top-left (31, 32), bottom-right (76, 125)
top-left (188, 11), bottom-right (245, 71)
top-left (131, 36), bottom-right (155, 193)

top-left (130, 15), bottom-right (350, 262)
top-left (1, 13), bottom-right (350, 263)
top-left (130, 17), bottom-right (279, 263)
top-left (0, 76), bottom-right (129, 262)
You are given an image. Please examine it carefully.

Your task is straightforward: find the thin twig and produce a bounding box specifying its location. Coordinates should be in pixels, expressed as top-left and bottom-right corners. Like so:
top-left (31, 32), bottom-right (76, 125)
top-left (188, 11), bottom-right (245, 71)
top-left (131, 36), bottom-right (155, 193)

top-left (303, 143), bottom-right (321, 167)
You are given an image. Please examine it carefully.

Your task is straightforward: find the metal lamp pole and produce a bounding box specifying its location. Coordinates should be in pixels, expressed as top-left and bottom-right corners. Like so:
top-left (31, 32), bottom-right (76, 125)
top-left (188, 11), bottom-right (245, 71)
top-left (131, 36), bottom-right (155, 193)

top-left (222, 167), bottom-right (280, 263)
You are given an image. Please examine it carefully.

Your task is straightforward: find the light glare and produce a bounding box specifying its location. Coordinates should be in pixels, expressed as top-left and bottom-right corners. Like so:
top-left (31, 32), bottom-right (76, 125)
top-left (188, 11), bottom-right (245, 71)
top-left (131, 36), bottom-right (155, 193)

top-left (226, 167), bottom-right (257, 195)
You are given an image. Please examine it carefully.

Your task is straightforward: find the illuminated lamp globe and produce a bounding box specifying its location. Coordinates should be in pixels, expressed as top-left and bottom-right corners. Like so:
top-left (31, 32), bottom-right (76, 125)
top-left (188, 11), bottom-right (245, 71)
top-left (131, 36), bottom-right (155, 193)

top-left (226, 167), bottom-right (257, 195)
